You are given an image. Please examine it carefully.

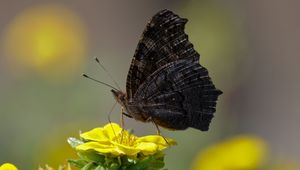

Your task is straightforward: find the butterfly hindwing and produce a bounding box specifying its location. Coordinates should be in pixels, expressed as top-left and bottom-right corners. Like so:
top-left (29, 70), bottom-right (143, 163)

top-left (126, 9), bottom-right (200, 99)
top-left (132, 59), bottom-right (222, 130)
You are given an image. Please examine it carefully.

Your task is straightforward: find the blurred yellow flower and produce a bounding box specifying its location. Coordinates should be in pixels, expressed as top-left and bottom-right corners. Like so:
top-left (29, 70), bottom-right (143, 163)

top-left (0, 163), bottom-right (18, 170)
top-left (35, 124), bottom-right (78, 169)
top-left (3, 4), bottom-right (87, 80)
top-left (76, 123), bottom-right (177, 157)
top-left (191, 135), bottom-right (268, 170)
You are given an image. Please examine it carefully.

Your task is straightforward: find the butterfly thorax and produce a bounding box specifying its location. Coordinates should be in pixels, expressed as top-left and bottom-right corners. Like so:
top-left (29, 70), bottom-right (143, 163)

top-left (111, 89), bottom-right (150, 122)
top-left (111, 89), bottom-right (127, 108)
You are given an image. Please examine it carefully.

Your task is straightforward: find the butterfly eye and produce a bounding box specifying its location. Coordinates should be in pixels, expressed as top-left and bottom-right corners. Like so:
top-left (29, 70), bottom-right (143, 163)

top-left (120, 94), bottom-right (126, 101)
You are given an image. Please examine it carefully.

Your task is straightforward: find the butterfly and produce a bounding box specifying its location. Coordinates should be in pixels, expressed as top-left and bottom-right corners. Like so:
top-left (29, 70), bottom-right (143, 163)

top-left (111, 9), bottom-right (222, 131)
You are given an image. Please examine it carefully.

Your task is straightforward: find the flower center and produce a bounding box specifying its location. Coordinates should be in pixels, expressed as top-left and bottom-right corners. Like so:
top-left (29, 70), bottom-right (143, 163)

top-left (114, 131), bottom-right (137, 146)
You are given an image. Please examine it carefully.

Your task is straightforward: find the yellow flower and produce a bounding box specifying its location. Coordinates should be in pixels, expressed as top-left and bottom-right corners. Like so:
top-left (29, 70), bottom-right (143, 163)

top-left (0, 163), bottom-right (18, 170)
top-left (76, 123), bottom-right (176, 157)
top-left (191, 135), bottom-right (268, 170)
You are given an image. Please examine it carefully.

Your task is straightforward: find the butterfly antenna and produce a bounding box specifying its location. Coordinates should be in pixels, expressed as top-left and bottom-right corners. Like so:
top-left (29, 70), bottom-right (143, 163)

top-left (82, 74), bottom-right (119, 91)
top-left (94, 57), bottom-right (122, 90)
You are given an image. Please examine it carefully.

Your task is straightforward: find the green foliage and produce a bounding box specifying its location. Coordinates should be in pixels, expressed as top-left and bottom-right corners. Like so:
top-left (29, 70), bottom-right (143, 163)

top-left (68, 152), bottom-right (165, 170)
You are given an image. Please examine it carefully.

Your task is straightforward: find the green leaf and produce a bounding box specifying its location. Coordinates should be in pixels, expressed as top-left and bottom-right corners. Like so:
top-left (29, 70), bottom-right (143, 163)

top-left (148, 159), bottom-right (165, 169)
top-left (68, 137), bottom-right (84, 148)
top-left (82, 162), bottom-right (97, 170)
top-left (127, 155), bottom-right (165, 170)
top-left (153, 152), bottom-right (165, 159)
top-left (94, 165), bottom-right (106, 170)
top-left (109, 163), bottom-right (120, 170)
top-left (78, 151), bottom-right (105, 164)
top-left (68, 159), bottom-right (88, 168)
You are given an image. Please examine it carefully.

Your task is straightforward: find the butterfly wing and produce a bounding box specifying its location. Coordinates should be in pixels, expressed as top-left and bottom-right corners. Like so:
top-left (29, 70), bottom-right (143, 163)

top-left (126, 9), bottom-right (199, 99)
top-left (133, 59), bottom-right (222, 131)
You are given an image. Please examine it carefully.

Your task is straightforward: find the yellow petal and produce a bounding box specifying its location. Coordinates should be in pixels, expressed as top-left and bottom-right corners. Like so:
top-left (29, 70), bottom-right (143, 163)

top-left (76, 141), bottom-right (113, 151)
top-left (136, 135), bottom-right (177, 149)
top-left (112, 141), bottom-right (140, 156)
top-left (136, 142), bottom-right (158, 155)
top-left (76, 141), bottom-right (121, 156)
top-left (80, 127), bottom-right (109, 143)
top-left (0, 163), bottom-right (18, 170)
top-left (103, 123), bottom-right (123, 140)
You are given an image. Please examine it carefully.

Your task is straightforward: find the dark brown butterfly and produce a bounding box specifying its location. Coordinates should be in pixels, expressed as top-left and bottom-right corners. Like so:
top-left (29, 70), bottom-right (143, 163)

top-left (111, 9), bottom-right (222, 131)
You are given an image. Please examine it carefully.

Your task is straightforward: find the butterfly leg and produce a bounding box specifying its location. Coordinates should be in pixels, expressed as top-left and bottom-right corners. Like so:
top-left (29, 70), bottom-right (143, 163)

top-left (120, 108), bottom-right (125, 128)
top-left (119, 108), bottom-right (126, 143)
top-left (149, 117), bottom-right (161, 135)
top-left (122, 112), bottom-right (133, 118)
top-left (148, 116), bottom-right (170, 145)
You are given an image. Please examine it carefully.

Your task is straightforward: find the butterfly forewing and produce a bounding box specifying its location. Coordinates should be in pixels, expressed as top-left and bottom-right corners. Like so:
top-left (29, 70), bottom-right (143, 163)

top-left (126, 9), bottom-right (199, 99)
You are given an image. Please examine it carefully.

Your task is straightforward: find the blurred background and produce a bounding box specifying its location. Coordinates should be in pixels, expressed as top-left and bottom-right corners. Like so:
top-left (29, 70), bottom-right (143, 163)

top-left (0, 0), bottom-right (299, 169)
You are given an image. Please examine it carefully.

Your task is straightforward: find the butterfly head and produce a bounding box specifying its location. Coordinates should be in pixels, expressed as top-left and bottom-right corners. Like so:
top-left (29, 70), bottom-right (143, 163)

top-left (111, 89), bottom-right (127, 106)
